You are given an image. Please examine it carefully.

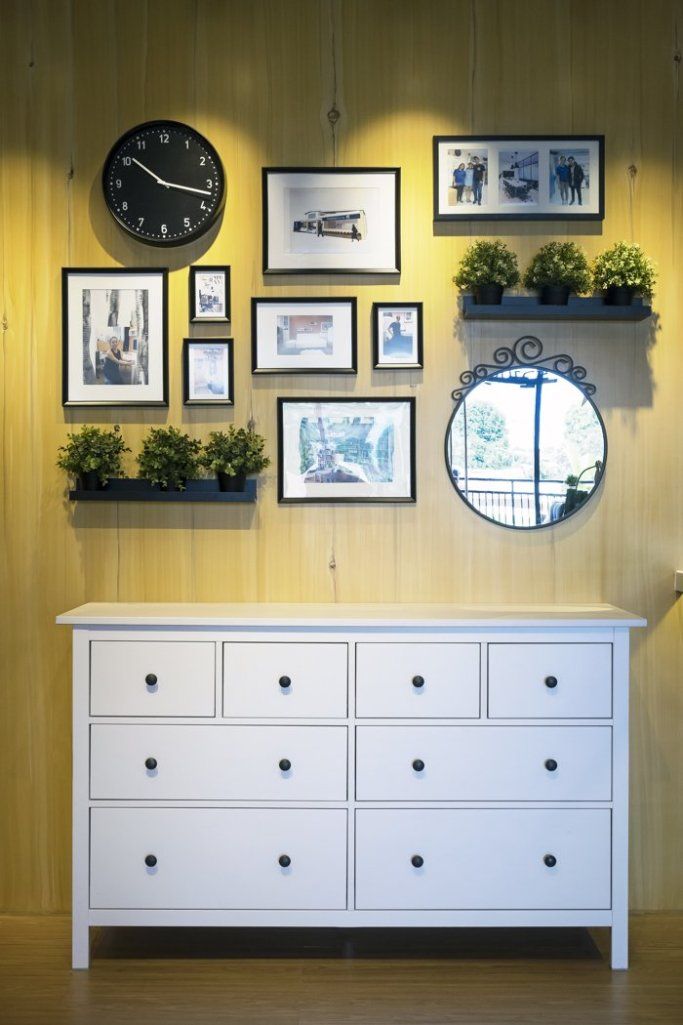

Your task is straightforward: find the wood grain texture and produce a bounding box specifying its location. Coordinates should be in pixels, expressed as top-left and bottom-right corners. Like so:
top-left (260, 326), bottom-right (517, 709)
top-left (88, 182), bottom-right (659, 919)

top-left (0, 0), bottom-right (682, 912)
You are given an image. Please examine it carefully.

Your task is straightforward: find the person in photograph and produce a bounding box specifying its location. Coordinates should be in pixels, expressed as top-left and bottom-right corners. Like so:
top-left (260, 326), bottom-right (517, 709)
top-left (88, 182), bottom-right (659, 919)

top-left (555, 155), bottom-right (570, 204)
top-left (383, 316), bottom-right (413, 357)
top-left (568, 156), bottom-right (584, 205)
top-left (464, 161), bottom-right (474, 203)
top-left (102, 335), bottom-right (126, 385)
top-left (472, 156), bottom-right (485, 205)
top-left (452, 163), bottom-right (466, 203)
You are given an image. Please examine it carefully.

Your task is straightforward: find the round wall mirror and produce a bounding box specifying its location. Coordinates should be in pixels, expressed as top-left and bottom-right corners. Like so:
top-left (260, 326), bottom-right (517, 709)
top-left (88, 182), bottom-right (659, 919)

top-left (445, 338), bottom-right (607, 530)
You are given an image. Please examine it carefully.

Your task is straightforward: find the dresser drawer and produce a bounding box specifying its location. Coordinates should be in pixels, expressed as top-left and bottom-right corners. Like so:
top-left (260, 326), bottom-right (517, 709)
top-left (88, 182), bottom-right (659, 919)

top-left (90, 641), bottom-right (215, 717)
top-left (488, 643), bottom-right (612, 718)
top-left (223, 643), bottom-right (348, 718)
top-left (90, 724), bottom-right (347, 801)
top-left (355, 809), bottom-right (611, 909)
top-left (355, 725), bottom-right (611, 801)
top-left (355, 643), bottom-right (480, 718)
top-left (90, 807), bottom-right (348, 910)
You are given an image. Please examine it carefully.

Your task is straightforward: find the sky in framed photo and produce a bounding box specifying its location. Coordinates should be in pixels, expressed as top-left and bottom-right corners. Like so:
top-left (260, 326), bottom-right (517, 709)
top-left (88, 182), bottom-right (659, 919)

top-left (377, 308), bottom-right (419, 364)
top-left (194, 271), bottom-right (227, 319)
top-left (65, 271), bottom-right (165, 404)
top-left (435, 138), bottom-right (602, 218)
top-left (280, 400), bottom-right (413, 500)
top-left (255, 301), bottom-right (355, 370)
top-left (188, 343), bottom-right (230, 400)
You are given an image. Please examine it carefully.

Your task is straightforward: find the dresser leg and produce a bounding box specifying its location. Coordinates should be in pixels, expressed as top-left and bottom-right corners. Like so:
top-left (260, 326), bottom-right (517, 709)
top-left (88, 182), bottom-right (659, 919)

top-left (610, 915), bottom-right (628, 970)
top-left (72, 919), bottom-right (90, 970)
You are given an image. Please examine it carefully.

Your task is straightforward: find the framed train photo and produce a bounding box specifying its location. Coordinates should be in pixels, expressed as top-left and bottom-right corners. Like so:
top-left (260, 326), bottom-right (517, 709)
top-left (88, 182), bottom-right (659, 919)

top-left (433, 135), bottom-right (604, 221)
top-left (263, 168), bottom-right (401, 274)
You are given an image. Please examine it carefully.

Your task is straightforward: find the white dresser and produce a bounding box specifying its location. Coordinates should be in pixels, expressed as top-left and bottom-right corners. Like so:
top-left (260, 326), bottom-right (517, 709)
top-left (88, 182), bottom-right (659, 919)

top-left (57, 602), bottom-right (645, 970)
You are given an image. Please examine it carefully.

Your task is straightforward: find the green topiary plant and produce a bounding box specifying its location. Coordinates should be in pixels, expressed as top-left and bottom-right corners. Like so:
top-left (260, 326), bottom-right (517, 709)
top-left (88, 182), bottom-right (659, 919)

top-left (137, 426), bottom-right (203, 490)
top-left (57, 425), bottom-right (130, 489)
top-left (591, 241), bottom-right (656, 300)
top-left (523, 241), bottom-right (592, 295)
top-left (201, 426), bottom-right (270, 491)
top-left (453, 240), bottom-right (520, 296)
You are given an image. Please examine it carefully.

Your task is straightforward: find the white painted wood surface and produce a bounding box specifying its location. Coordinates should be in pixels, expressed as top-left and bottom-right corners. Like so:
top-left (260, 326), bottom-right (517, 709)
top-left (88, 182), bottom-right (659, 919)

top-left (223, 642), bottom-right (348, 718)
top-left (90, 640), bottom-right (215, 717)
top-left (355, 643), bottom-right (480, 718)
top-left (487, 643), bottom-right (613, 719)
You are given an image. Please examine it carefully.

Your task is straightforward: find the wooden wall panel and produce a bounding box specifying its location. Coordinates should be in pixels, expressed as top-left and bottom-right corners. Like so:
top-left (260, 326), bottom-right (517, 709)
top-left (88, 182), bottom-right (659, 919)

top-left (0, 0), bottom-right (681, 912)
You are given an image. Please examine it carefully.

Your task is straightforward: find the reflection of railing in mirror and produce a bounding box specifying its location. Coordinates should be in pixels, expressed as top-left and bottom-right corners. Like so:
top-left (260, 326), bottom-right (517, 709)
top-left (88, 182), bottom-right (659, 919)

top-left (452, 475), bottom-right (595, 527)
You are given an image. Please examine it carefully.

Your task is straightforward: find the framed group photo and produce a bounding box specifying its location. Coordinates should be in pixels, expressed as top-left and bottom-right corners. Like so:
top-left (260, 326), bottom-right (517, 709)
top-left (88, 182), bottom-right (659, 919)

top-left (263, 167), bottom-right (401, 275)
top-left (252, 297), bottom-right (357, 374)
top-left (183, 338), bottom-right (234, 405)
top-left (62, 267), bottom-right (168, 406)
top-left (278, 397), bottom-right (416, 504)
top-left (433, 135), bottom-right (604, 221)
top-left (189, 265), bottom-right (230, 323)
top-left (372, 302), bottom-right (423, 369)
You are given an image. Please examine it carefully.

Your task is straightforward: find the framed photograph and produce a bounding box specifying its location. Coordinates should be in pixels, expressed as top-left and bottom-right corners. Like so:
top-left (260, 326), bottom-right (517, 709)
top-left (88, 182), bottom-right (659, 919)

top-left (263, 167), bottom-right (401, 274)
top-left (183, 338), bottom-right (234, 405)
top-left (252, 297), bottom-right (357, 375)
top-left (189, 265), bottom-right (230, 323)
top-left (278, 397), bottom-right (416, 504)
top-left (372, 302), bottom-right (423, 369)
top-left (62, 268), bottom-right (168, 406)
top-left (433, 135), bottom-right (604, 221)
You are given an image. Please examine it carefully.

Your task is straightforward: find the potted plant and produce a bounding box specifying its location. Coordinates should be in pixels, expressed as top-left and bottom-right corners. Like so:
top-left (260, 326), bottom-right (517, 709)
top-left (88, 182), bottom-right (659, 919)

top-left (522, 241), bottom-right (591, 305)
top-left (591, 241), bottom-right (656, 305)
top-left (201, 425), bottom-right (270, 492)
top-left (137, 426), bottom-right (203, 491)
top-left (453, 239), bottom-right (520, 305)
top-left (57, 425), bottom-right (130, 491)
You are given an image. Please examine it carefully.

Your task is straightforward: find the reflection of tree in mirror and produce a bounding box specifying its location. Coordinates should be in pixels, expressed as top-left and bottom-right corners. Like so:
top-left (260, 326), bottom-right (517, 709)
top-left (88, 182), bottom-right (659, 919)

top-left (564, 402), bottom-right (605, 469)
top-left (451, 400), bottom-right (511, 469)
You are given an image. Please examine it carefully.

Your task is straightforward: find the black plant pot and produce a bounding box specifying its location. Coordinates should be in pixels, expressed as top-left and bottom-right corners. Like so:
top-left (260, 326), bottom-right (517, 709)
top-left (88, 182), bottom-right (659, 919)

top-left (79, 470), bottom-right (101, 491)
top-left (474, 283), bottom-right (504, 305)
top-left (604, 285), bottom-right (635, 306)
top-left (539, 285), bottom-right (570, 305)
top-left (217, 471), bottom-right (247, 493)
top-left (161, 481), bottom-right (184, 492)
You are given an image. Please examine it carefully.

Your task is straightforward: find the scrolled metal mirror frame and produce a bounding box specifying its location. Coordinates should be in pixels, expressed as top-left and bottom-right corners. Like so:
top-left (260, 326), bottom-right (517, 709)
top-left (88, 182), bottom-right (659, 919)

top-left (445, 335), bottom-right (608, 531)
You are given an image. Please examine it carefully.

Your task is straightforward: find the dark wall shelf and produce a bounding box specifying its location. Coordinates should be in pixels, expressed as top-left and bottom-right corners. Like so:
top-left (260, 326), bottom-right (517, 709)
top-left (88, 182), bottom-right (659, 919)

top-left (462, 295), bottom-right (652, 321)
top-left (69, 479), bottom-right (257, 503)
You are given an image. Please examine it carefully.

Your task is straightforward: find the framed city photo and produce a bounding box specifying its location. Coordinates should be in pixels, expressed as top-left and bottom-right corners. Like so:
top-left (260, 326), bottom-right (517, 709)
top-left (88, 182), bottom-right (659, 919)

top-left (252, 297), bottom-right (357, 375)
top-left (189, 265), bottom-right (230, 323)
top-left (278, 397), bottom-right (416, 504)
top-left (263, 167), bottom-right (401, 274)
top-left (433, 135), bottom-right (604, 221)
top-left (183, 338), bottom-right (234, 405)
top-left (62, 267), bottom-right (168, 406)
top-left (372, 302), bottom-right (423, 369)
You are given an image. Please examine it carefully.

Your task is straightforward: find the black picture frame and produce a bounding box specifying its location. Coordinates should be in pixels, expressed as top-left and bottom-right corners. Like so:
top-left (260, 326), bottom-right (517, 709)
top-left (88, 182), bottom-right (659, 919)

top-left (189, 264), bottom-right (231, 323)
top-left (62, 267), bottom-right (168, 407)
top-left (251, 297), bottom-right (358, 375)
top-left (278, 396), bottom-right (416, 504)
top-left (262, 167), bottom-right (401, 275)
top-left (183, 337), bottom-right (234, 406)
top-left (433, 135), bottom-right (605, 222)
top-left (372, 302), bottom-right (424, 370)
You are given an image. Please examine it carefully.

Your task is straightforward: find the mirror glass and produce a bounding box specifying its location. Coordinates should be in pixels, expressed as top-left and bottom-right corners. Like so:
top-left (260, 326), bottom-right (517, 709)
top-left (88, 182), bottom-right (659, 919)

top-left (445, 367), bottom-right (606, 529)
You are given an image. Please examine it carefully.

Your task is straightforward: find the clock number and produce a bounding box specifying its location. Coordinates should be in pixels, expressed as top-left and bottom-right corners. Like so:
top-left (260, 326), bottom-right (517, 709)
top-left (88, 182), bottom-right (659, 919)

top-left (184, 217), bottom-right (191, 228)
top-left (122, 201), bottom-right (128, 210)
top-left (199, 156), bottom-right (206, 165)
top-left (161, 224), bottom-right (168, 235)
top-left (115, 179), bottom-right (122, 188)
top-left (159, 132), bottom-right (169, 143)
top-left (206, 179), bottom-right (213, 189)
top-left (136, 139), bottom-right (146, 150)
top-left (138, 217), bottom-right (144, 227)
top-left (200, 201), bottom-right (206, 210)
top-left (122, 157), bottom-right (131, 166)
top-left (185, 139), bottom-right (190, 149)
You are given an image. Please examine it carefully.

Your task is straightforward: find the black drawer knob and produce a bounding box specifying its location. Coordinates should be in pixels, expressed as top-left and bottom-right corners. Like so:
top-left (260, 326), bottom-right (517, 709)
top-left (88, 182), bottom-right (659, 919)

top-left (543, 854), bottom-right (557, 868)
top-left (145, 757), bottom-right (158, 771)
top-left (278, 854), bottom-right (291, 868)
top-left (545, 758), bottom-right (558, 772)
top-left (544, 675), bottom-right (558, 689)
top-left (412, 759), bottom-right (425, 772)
top-left (144, 854), bottom-right (157, 868)
top-left (412, 675), bottom-right (425, 688)
top-left (411, 854), bottom-right (424, 868)
top-left (145, 673), bottom-right (158, 687)
top-left (279, 676), bottom-right (292, 689)
top-left (279, 758), bottom-right (292, 772)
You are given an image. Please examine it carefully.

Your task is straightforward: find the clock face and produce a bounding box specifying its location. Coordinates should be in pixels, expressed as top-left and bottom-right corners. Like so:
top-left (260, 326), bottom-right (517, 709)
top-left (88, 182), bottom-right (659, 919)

top-left (102, 120), bottom-right (226, 246)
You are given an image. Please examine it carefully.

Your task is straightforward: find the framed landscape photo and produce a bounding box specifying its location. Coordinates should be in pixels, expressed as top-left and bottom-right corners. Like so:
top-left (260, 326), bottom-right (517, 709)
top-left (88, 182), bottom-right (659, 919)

top-left (263, 167), bottom-right (401, 274)
top-left (278, 397), bottom-right (416, 504)
top-left (252, 297), bottom-right (357, 374)
top-left (62, 267), bottom-right (168, 406)
top-left (433, 135), bottom-right (604, 221)
top-left (372, 302), bottom-right (423, 369)
top-left (189, 265), bottom-right (230, 323)
top-left (183, 338), bottom-right (234, 405)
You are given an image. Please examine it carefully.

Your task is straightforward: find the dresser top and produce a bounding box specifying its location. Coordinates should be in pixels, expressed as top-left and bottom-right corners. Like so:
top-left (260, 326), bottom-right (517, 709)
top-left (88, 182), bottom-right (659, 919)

top-left (56, 602), bottom-right (646, 629)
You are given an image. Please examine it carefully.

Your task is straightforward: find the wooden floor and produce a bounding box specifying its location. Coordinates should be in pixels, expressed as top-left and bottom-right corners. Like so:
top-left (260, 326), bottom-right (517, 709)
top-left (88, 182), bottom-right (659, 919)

top-left (1, 915), bottom-right (682, 1024)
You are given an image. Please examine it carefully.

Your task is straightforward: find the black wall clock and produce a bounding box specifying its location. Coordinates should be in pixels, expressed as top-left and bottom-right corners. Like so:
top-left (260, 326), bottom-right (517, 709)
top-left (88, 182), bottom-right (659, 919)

top-left (102, 120), bottom-right (226, 246)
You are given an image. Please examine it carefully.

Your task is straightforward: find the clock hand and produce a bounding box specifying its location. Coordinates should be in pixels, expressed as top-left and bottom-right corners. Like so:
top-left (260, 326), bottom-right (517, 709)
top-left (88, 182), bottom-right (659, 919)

top-left (162, 180), bottom-right (213, 197)
top-left (132, 157), bottom-right (166, 184)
